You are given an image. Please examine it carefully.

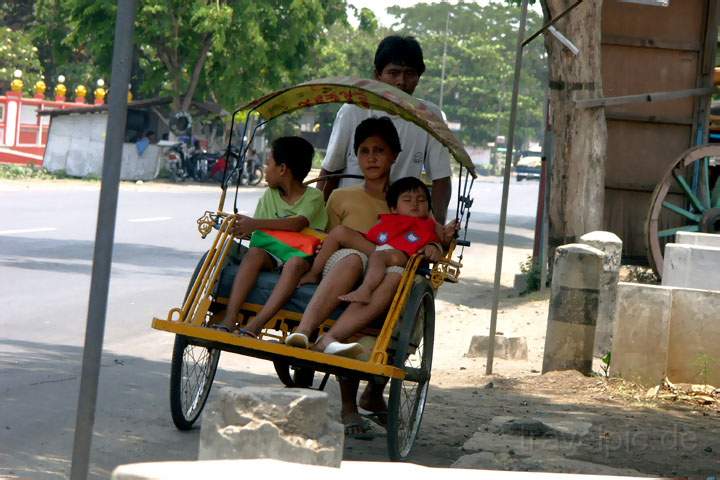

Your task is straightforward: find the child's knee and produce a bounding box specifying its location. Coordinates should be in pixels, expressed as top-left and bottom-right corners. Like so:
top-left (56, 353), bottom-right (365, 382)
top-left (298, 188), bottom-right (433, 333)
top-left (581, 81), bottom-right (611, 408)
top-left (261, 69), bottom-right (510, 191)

top-left (330, 225), bottom-right (352, 240)
top-left (388, 251), bottom-right (408, 266)
top-left (284, 256), bottom-right (309, 273)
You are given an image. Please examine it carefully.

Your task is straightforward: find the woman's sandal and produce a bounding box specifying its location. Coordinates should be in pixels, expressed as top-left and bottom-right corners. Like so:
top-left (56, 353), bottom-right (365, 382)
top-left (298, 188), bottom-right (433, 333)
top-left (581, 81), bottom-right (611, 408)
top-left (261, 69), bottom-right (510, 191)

top-left (210, 324), bottom-right (231, 333)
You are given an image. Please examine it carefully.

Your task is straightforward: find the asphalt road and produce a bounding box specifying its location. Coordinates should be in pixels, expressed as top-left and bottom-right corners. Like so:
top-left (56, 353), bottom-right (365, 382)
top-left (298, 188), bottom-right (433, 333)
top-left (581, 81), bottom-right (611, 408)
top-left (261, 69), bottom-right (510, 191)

top-left (0, 177), bottom-right (538, 478)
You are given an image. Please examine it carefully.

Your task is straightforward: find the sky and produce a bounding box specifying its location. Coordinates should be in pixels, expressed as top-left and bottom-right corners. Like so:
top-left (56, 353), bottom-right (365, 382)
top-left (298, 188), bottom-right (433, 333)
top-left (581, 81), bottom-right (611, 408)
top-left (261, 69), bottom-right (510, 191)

top-left (347, 1), bottom-right (542, 27)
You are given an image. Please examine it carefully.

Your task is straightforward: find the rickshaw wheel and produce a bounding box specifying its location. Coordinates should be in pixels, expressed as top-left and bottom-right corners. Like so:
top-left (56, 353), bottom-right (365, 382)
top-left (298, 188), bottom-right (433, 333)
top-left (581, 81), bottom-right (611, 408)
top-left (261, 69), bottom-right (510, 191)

top-left (169, 251), bottom-right (221, 430)
top-left (273, 360), bottom-right (316, 388)
top-left (387, 279), bottom-right (435, 461)
top-left (169, 334), bottom-right (221, 430)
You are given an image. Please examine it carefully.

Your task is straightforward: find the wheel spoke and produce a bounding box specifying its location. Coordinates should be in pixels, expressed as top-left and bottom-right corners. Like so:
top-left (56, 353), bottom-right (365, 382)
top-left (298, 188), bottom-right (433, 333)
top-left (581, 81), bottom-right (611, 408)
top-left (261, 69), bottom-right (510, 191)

top-left (703, 158), bottom-right (712, 209)
top-left (661, 201), bottom-right (701, 222)
top-left (658, 224), bottom-right (700, 238)
top-left (712, 175), bottom-right (720, 209)
top-left (673, 170), bottom-right (706, 213)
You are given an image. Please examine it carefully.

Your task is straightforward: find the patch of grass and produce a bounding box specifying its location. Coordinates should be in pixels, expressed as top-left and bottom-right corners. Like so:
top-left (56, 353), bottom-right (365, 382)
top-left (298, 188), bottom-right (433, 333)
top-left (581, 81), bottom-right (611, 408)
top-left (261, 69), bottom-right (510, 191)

top-left (0, 163), bottom-right (71, 180)
top-left (519, 254), bottom-right (542, 293)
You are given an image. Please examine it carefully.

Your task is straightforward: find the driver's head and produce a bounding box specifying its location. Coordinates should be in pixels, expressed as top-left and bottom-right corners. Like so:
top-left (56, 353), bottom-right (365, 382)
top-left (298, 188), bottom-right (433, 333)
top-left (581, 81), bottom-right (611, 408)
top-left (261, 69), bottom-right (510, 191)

top-left (374, 35), bottom-right (426, 95)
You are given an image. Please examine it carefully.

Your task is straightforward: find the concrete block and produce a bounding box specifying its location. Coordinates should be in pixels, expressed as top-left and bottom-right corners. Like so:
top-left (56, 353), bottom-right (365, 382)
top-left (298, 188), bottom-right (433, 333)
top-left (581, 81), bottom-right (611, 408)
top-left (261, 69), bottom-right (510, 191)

top-left (466, 335), bottom-right (528, 360)
top-left (610, 283), bottom-right (672, 386)
top-left (666, 288), bottom-right (720, 386)
top-left (579, 231), bottom-right (622, 273)
top-left (542, 244), bottom-right (603, 375)
top-left (676, 231), bottom-right (720, 248)
top-left (121, 144), bottom-right (161, 181)
top-left (199, 386), bottom-right (343, 467)
top-left (579, 231), bottom-right (622, 357)
top-left (662, 243), bottom-right (720, 292)
top-left (513, 273), bottom-right (528, 293)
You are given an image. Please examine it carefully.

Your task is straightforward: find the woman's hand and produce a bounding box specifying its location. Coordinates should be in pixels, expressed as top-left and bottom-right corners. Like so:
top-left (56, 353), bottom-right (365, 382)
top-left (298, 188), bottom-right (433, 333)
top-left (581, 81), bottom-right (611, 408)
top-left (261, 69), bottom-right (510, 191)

top-left (423, 243), bottom-right (443, 262)
top-left (230, 214), bottom-right (257, 237)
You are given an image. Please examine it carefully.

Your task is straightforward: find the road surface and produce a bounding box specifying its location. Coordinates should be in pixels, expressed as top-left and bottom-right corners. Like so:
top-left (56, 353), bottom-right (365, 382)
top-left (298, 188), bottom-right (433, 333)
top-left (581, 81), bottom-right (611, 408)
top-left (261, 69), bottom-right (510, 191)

top-left (0, 177), bottom-right (538, 478)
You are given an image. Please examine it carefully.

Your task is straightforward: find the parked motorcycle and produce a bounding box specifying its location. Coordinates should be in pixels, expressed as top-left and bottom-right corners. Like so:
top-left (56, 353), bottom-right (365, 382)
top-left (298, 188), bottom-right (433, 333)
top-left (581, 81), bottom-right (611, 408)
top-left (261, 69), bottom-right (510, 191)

top-left (210, 146), bottom-right (264, 186)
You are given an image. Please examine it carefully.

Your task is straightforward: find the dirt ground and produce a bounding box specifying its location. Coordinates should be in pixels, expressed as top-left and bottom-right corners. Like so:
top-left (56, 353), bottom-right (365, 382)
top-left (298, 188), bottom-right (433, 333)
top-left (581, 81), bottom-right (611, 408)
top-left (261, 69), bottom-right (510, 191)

top-left (340, 240), bottom-right (720, 478)
top-left (5, 178), bottom-right (718, 476)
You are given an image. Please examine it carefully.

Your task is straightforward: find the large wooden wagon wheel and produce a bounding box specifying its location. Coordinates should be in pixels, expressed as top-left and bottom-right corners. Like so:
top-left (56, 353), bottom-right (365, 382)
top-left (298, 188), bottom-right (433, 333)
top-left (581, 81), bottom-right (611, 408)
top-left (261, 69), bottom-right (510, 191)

top-left (646, 144), bottom-right (720, 277)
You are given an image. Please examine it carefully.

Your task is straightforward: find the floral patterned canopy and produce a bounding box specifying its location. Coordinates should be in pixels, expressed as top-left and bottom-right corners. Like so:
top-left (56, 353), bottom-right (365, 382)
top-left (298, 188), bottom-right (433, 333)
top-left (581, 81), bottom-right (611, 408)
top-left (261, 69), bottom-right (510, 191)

top-left (237, 76), bottom-right (476, 176)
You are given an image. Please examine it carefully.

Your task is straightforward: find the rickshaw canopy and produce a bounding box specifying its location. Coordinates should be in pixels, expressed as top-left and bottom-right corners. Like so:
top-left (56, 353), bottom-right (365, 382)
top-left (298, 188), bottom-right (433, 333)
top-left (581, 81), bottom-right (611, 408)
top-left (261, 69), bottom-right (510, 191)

top-left (236, 76), bottom-right (476, 177)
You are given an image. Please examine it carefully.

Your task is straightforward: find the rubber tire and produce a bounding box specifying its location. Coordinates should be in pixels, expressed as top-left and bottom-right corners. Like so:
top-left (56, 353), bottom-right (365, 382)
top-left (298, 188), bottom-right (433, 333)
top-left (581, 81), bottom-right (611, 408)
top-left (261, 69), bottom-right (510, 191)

top-left (169, 252), bottom-right (221, 430)
top-left (169, 334), bottom-right (221, 430)
top-left (386, 279), bottom-right (435, 461)
top-left (247, 167), bottom-right (264, 186)
top-left (273, 360), bottom-right (316, 388)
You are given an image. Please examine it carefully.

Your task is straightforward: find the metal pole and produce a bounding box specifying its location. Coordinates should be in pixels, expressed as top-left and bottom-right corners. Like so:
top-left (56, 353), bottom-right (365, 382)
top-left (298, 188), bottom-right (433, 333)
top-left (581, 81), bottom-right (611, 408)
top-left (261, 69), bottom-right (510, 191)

top-left (438, 9), bottom-right (450, 111)
top-left (486, 0), bottom-right (529, 375)
top-left (539, 124), bottom-right (554, 292)
top-left (70, 2), bottom-right (137, 479)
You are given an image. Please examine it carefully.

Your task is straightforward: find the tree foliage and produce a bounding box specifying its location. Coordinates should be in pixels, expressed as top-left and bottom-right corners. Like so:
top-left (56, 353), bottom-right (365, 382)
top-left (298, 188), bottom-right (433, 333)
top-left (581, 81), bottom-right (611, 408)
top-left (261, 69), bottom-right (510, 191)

top-left (387, 1), bottom-right (547, 147)
top-left (32, 0), bottom-right (99, 91)
top-left (0, 27), bottom-right (43, 94)
top-left (64, 0), bottom-right (345, 111)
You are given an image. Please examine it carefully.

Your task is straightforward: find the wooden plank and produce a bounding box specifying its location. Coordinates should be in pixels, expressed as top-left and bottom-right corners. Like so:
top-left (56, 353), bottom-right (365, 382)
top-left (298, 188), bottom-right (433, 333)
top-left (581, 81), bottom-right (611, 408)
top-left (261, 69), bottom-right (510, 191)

top-left (575, 87), bottom-right (714, 109)
top-left (605, 111), bottom-right (694, 126)
top-left (602, 34), bottom-right (701, 52)
top-left (603, 0), bottom-right (704, 45)
top-left (605, 120), bottom-right (691, 188)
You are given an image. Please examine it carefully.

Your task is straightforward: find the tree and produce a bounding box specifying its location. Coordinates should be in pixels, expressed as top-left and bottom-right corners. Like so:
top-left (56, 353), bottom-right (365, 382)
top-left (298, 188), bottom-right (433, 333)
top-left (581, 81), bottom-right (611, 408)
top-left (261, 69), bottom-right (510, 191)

top-left (65, 0), bottom-right (345, 111)
top-left (0, 27), bottom-right (44, 94)
top-left (541, 0), bottom-right (606, 250)
top-left (31, 0), bottom-right (100, 93)
top-left (387, 1), bottom-right (547, 148)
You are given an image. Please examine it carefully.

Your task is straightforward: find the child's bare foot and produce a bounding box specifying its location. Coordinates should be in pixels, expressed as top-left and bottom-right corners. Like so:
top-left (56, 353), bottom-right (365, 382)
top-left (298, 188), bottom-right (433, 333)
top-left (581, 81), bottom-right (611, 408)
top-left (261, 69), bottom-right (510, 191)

top-left (338, 288), bottom-right (371, 304)
top-left (298, 270), bottom-right (321, 286)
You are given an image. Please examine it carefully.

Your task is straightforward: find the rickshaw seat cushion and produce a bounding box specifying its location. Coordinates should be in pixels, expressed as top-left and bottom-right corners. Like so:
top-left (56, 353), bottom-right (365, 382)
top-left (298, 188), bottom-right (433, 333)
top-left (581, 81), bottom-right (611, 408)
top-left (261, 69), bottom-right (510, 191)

top-left (215, 262), bottom-right (346, 320)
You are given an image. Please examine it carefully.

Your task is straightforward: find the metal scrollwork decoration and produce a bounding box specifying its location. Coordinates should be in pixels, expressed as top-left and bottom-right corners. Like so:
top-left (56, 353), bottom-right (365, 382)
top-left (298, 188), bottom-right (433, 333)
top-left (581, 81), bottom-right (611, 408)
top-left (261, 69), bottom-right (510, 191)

top-left (196, 211), bottom-right (215, 239)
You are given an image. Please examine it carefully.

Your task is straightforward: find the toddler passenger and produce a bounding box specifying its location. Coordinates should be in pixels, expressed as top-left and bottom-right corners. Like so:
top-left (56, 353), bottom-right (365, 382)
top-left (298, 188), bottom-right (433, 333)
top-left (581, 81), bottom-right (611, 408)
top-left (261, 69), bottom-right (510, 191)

top-left (299, 176), bottom-right (442, 304)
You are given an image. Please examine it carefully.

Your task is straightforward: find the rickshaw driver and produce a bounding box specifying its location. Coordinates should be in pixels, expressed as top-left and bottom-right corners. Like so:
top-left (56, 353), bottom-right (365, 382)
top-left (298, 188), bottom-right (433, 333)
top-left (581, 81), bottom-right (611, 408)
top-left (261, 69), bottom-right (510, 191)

top-left (309, 36), bottom-right (455, 438)
top-left (318, 35), bottom-right (452, 224)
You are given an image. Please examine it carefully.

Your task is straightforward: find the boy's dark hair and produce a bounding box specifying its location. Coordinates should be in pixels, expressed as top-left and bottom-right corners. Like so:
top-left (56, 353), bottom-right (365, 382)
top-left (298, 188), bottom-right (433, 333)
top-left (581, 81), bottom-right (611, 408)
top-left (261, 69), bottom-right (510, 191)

top-left (374, 35), bottom-right (426, 76)
top-left (353, 116), bottom-right (402, 155)
top-left (271, 136), bottom-right (314, 181)
top-left (386, 176), bottom-right (433, 213)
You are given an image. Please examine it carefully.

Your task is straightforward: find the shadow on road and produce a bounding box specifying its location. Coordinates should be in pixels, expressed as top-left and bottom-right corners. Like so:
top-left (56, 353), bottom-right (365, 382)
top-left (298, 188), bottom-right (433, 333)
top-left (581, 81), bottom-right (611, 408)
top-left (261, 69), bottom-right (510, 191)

top-left (0, 338), bottom-right (274, 480)
top-left (0, 236), bottom-right (204, 277)
top-left (2, 340), bottom-right (717, 478)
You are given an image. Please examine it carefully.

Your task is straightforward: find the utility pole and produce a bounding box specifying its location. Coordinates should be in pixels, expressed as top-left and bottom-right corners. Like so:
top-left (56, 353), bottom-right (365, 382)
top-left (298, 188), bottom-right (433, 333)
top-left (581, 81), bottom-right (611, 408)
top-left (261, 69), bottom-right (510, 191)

top-left (438, 8), bottom-right (450, 111)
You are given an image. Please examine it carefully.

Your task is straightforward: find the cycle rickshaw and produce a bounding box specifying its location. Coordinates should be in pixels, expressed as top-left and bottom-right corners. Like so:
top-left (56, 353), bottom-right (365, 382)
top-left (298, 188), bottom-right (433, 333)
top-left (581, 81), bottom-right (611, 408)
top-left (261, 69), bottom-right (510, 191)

top-left (151, 77), bottom-right (476, 461)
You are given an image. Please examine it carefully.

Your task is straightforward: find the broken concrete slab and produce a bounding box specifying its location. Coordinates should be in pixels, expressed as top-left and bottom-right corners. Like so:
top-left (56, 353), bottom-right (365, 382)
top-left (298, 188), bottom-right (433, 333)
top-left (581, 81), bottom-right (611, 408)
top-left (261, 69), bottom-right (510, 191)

top-left (467, 335), bottom-right (528, 360)
top-left (610, 283), bottom-right (672, 386)
top-left (199, 386), bottom-right (343, 467)
top-left (487, 416), bottom-right (592, 439)
top-left (676, 231), bottom-right (720, 248)
top-left (579, 231), bottom-right (622, 358)
top-left (452, 452), bottom-right (647, 477)
top-left (662, 243), bottom-right (720, 292)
